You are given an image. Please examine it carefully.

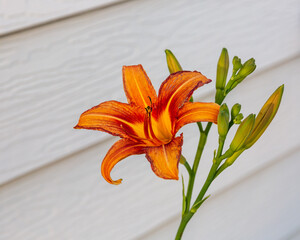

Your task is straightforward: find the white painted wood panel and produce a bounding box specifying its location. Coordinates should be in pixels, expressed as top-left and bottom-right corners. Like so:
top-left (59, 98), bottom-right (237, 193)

top-left (289, 230), bottom-right (300, 240)
top-left (0, 0), bottom-right (125, 36)
top-left (0, 58), bottom-right (299, 240)
top-left (0, 0), bottom-right (299, 184)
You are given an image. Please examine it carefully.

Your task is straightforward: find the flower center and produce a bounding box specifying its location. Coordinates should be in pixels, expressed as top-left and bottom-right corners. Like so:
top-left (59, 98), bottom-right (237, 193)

top-left (143, 100), bottom-right (173, 146)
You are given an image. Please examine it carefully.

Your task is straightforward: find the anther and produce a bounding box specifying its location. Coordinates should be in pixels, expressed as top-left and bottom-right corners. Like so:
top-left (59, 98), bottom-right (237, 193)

top-left (148, 96), bottom-right (152, 106)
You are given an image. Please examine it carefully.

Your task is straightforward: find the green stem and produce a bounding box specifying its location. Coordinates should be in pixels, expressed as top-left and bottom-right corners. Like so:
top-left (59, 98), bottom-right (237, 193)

top-left (176, 87), bottom-right (227, 239)
top-left (193, 162), bottom-right (218, 210)
top-left (185, 123), bottom-right (212, 212)
top-left (213, 163), bottom-right (228, 180)
top-left (176, 121), bottom-right (229, 239)
top-left (214, 149), bottom-right (244, 179)
top-left (175, 123), bottom-right (212, 239)
top-left (175, 212), bottom-right (194, 240)
top-left (197, 122), bottom-right (204, 133)
top-left (216, 136), bottom-right (225, 159)
top-left (182, 159), bottom-right (193, 177)
top-left (175, 161), bottom-right (217, 240)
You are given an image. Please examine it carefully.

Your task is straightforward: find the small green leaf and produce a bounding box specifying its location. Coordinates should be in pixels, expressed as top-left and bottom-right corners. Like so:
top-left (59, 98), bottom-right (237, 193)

top-left (190, 195), bottom-right (210, 213)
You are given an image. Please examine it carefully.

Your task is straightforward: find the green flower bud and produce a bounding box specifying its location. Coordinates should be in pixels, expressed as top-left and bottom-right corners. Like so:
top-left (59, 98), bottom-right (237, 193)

top-left (230, 114), bottom-right (255, 152)
top-left (244, 85), bottom-right (284, 149)
top-left (215, 48), bottom-right (229, 104)
top-left (231, 103), bottom-right (241, 119)
top-left (218, 104), bottom-right (229, 138)
top-left (225, 57), bottom-right (256, 94)
top-left (216, 48), bottom-right (229, 90)
top-left (165, 49), bottom-right (183, 74)
top-left (232, 56), bottom-right (242, 73)
top-left (235, 58), bottom-right (256, 82)
top-left (233, 113), bottom-right (244, 124)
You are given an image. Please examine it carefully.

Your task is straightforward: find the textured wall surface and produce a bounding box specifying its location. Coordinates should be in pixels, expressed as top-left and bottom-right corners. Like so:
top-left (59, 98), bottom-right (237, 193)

top-left (0, 0), bottom-right (299, 239)
top-left (0, 0), bottom-right (125, 35)
top-left (1, 0), bottom-right (299, 185)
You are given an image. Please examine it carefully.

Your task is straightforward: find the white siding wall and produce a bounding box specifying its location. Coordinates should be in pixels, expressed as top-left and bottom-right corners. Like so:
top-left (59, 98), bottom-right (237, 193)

top-left (0, 0), bottom-right (126, 36)
top-left (1, 0), bottom-right (299, 239)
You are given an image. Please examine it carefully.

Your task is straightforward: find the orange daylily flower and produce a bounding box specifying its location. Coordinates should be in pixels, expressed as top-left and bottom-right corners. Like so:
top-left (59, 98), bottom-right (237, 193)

top-left (75, 65), bottom-right (220, 184)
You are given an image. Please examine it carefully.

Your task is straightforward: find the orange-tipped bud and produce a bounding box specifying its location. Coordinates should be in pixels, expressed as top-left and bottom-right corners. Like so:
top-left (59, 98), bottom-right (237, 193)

top-left (244, 85), bottom-right (284, 149)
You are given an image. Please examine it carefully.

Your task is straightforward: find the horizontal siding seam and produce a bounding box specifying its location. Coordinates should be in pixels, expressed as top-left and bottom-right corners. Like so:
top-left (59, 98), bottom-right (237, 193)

top-left (0, 0), bottom-right (138, 37)
top-left (0, 135), bottom-right (113, 187)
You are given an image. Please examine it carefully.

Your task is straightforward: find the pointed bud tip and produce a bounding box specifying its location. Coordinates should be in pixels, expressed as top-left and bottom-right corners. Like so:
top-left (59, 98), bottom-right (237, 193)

top-left (165, 49), bottom-right (172, 54)
top-left (278, 84), bottom-right (284, 93)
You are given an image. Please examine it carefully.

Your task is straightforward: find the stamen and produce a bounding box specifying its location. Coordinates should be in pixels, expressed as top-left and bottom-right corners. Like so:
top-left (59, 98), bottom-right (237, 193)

top-left (145, 106), bottom-right (151, 115)
top-left (142, 96), bottom-right (161, 145)
top-left (143, 113), bottom-right (150, 139)
top-left (148, 96), bottom-right (152, 106)
top-left (148, 115), bottom-right (161, 144)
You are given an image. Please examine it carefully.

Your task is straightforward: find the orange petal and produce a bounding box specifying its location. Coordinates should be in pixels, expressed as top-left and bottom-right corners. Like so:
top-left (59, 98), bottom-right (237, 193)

top-left (123, 65), bottom-right (158, 108)
top-left (175, 102), bottom-right (220, 133)
top-left (157, 71), bottom-right (211, 117)
top-left (74, 100), bottom-right (145, 140)
top-left (145, 134), bottom-right (183, 180)
top-left (101, 139), bottom-right (146, 185)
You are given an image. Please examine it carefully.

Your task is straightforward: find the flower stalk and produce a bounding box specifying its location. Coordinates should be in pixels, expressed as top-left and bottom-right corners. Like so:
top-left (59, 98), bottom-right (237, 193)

top-left (168, 48), bottom-right (282, 239)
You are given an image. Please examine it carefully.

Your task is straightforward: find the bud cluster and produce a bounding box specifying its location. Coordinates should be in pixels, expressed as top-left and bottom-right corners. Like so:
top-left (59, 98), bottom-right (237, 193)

top-left (221, 85), bottom-right (284, 167)
top-left (225, 57), bottom-right (256, 94)
top-left (163, 48), bottom-right (284, 236)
